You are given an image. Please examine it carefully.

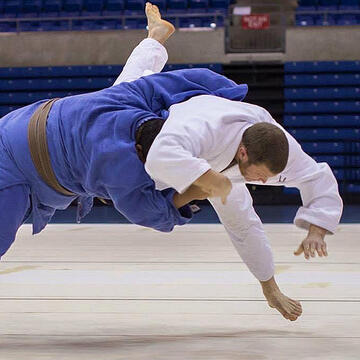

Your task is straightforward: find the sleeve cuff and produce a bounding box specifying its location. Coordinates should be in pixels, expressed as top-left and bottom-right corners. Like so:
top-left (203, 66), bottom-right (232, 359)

top-left (162, 188), bottom-right (193, 225)
top-left (294, 209), bottom-right (337, 234)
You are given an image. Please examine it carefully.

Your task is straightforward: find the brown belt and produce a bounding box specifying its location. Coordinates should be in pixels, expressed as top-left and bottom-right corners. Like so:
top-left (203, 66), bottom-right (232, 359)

top-left (28, 98), bottom-right (75, 197)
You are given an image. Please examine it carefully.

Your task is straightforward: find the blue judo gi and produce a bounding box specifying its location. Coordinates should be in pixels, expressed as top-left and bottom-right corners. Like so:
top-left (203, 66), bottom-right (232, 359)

top-left (0, 68), bottom-right (248, 257)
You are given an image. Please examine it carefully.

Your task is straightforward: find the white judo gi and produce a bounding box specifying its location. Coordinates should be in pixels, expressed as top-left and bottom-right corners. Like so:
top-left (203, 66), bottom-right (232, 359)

top-left (116, 38), bottom-right (343, 282)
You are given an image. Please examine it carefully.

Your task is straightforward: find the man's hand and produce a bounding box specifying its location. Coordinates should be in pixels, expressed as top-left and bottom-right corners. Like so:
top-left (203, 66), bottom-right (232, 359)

top-left (294, 224), bottom-right (328, 259)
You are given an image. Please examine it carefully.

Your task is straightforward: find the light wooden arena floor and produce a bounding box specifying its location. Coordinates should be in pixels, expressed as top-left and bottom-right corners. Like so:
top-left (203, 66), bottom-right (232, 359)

top-left (0, 223), bottom-right (359, 360)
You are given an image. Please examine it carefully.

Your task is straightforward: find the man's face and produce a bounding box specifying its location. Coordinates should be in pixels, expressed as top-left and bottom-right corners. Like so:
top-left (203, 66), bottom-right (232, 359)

top-left (235, 144), bottom-right (276, 183)
top-left (238, 160), bottom-right (276, 184)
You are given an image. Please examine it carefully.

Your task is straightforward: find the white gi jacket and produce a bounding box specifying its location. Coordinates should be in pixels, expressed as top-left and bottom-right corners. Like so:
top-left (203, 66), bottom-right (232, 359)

top-left (146, 95), bottom-right (343, 281)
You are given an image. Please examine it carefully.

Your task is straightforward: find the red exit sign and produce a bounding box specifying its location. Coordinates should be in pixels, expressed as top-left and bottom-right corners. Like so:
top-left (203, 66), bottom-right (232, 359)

top-left (242, 14), bottom-right (270, 29)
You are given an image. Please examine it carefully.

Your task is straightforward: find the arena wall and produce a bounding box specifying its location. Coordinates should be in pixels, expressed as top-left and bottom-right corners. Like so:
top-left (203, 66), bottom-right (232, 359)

top-left (0, 26), bottom-right (359, 67)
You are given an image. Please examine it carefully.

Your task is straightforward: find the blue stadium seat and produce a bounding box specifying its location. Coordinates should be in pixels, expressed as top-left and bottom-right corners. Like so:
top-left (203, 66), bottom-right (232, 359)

top-left (179, 17), bottom-right (190, 27)
top-left (124, 17), bottom-right (139, 29)
top-left (332, 169), bottom-right (345, 180)
top-left (63, 0), bottom-right (83, 12)
top-left (187, 16), bottom-right (203, 27)
top-left (312, 155), bottom-right (345, 167)
top-left (285, 100), bottom-right (360, 113)
top-left (168, 0), bottom-right (188, 11)
top-left (289, 128), bottom-right (360, 140)
top-left (0, 20), bottom-right (16, 31)
top-left (285, 87), bottom-right (360, 100)
top-left (22, 0), bottom-right (42, 14)
top-left (209, 0), bottom-right (229, 10)
top-left (83, 0), bottom-right (104, 12)
top-left (189, 0), bottom-right (209, 11)
top-left (283, 115), bottom-right (360, 127)
top-left (42, 0), bottom-right (63, 13)
top-left (3, 0), bottom-right (22, 15)
top-left (339, 0), bottom-right (360, 10)
top-left (94, 18), bottom-right (119, 29)
top-left (296, 15), bottom-right (315, 26)
top-left (125, 0), bottom-right (145, 13)
top-left (312, 155), bottom-right (360, 168)
top-left (0, 65), bottom-right (124, 78)
top-left (285, 73), bottom-right (360, 86)
top-left (72, 19), bottom-right (98, 29)
top-left (285, 61), bottom-right (360, 73)
top-left (20, 20), bottom-right (42, 31)
top-left (60, 0), bottom-right (82, 16)
top-left (336, 14), bottom-right (358, 25)
top-left (301, 142), bottom-right (345, 154)
top-left (318, 0), bottom-right (339, 11)
top-left (40, 20), bottom-right (69, 30)
top-left (347, 183), bottom-right (360, 193)
top-left (201, 15), bottom-right (220, 27)
top-left (297, 0), bottom-right (318, 11)
top-left (104, 0), bottom-right (125, 11)
top-left (315, 14), bottom-right (336, 25)
top-left (136, 16), bottom-right (146, 28)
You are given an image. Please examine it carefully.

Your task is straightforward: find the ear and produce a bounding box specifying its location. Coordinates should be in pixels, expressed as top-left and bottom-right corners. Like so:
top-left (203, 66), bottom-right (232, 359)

top-left (237, 144), bottom-right (248, 162)
top-left (135, 144), bottom-right (146, 163)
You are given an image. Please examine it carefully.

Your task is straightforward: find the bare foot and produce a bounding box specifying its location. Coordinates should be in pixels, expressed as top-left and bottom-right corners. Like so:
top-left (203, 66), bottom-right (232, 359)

top-left (145, 2), bottom-right (175, 44)
top-left (264, 290), bottom-right (303, 321)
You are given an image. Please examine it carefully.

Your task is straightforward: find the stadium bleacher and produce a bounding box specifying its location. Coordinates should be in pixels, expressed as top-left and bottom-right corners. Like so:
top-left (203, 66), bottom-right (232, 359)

top-left (0, 62), bottom-right (222, 117)
top-left (0, 0), bottom-right (228, 31)
top-left (0, 60), bottom-right (359, 194)
top-left (296, 0), bottom-right (360, 26)
top-left (284, 60), bottom-right (360, 194)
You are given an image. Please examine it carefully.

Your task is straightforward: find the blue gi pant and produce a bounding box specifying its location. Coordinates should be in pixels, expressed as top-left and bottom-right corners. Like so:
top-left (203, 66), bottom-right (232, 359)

top-left (0, 185), bottom-right (31, 258)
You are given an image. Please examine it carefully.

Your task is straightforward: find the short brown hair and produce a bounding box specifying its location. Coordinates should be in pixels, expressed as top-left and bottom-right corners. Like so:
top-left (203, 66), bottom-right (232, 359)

top-left (242, 122), bottom-right (289, 174)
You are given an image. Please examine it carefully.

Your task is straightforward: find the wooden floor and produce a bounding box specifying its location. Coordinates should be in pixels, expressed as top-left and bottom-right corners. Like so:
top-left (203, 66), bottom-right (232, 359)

top-left (0, 223), bottom-right (359, 360)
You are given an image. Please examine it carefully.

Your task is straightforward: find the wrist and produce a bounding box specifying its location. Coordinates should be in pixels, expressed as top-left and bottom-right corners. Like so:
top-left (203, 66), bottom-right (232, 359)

top-left (173, 192), bottom-right (191, 209)
top-left (309, 224), bottom-right (327, 238)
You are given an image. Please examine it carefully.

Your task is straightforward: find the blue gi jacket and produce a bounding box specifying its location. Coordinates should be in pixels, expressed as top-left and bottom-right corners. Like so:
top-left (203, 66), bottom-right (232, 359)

top-left (0, 68), bottom-right (248, 234)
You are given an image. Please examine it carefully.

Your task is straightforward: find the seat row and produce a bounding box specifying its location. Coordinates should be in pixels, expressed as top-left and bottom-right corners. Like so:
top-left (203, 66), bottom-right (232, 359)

top-left (301, 141), bottom-right (360, 154)
top-left (0, 14), bottom-right (223, 31)
top-left (0, 0), bottom-right (230, 17)
top-left (297, 0), bottom-right (359, 11)
top-left (287, 128), bottom-right (360, 140)
top-left (285, 73), bottom-right (360, 86)
top-left (285, 87), bottom-right (360, 100)
top-left (284, 115), bottom-right (359, 127)
top-left (0, 63), bottom-right (222, 78)
top-left (285, 61), bottom-right (360, 73)
top-left (312, 154), bottom-right (360, 167)
top-left (285, 101), bottom-right (360, 113)
top-left (296, 13), bottom-right (360, 26)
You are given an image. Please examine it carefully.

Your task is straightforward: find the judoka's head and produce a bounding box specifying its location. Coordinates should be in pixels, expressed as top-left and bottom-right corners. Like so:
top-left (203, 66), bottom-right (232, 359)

top-left (135, 118), bottom-right (165, 163)
top-left (235, 123), bottom-right (289, 183)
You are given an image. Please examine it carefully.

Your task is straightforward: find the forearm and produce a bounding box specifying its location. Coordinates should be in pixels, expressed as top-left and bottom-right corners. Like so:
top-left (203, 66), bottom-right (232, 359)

top-left (193, 169), bottom-right (225, 191)
top-left (173, 191), bottom-right (195, 209)
top-left (208, 184), bottom-right (275, 281)
top-left (173, 184), bottom-right (211, 208)
top-left (193, 169), bottom-right (232, 203)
